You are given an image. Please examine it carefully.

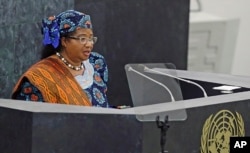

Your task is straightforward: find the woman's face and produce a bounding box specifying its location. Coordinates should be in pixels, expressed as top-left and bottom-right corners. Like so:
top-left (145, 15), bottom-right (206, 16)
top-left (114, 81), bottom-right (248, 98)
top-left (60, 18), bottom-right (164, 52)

top-left (61, 28), bottom-right (95, 63)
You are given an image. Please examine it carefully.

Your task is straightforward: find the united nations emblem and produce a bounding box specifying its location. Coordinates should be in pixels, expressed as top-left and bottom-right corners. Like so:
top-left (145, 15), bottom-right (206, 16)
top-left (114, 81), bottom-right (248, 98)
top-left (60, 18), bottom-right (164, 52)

top-left (200, 109), bottom-right (245, 153)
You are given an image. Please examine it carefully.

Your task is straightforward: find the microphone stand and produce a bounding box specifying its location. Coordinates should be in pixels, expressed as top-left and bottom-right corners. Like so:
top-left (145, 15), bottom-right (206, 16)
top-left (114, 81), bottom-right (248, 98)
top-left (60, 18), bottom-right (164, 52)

top-left (156, 115), bottom-right (170, 153)
top-left (143, 67), bottom-right (208, 97)
top-left (127, 66), bottom-right (175, 102)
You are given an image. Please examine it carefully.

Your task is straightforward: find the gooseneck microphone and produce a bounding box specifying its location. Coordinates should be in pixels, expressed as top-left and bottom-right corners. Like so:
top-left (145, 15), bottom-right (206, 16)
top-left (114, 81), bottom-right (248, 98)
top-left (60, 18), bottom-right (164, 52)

top-left (126, 65), bottom-right (175, 102)
top-left (142, 65), bottom-right (208, 97)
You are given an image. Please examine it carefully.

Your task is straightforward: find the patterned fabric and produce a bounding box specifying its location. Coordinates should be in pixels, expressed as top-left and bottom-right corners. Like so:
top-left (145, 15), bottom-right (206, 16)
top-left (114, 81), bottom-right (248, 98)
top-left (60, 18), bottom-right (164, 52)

top-left (12, 55), bottom-right (92, 106)
top-left (42, 10), bottom-right (92, 48)
top-left (15, 81), bottom-right (43, 102)
top-left (12, 52), bottom-right (109, 107)
top-left (85, 52), bottom-right (109, 107)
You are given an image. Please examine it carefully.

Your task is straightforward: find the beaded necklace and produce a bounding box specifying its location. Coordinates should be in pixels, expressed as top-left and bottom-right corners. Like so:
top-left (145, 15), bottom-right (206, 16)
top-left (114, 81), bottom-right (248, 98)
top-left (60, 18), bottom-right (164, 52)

top-left (56, 52), bottom-right (84, 71)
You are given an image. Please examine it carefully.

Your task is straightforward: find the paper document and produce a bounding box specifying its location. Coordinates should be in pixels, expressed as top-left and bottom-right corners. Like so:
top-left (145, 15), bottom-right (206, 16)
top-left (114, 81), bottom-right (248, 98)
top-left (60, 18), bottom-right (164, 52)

top-left (213, 85), bottom-right (241, 91)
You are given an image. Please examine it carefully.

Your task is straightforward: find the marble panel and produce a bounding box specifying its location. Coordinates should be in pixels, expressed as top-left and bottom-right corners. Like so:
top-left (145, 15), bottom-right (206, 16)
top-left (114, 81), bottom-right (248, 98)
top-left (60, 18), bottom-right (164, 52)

top-left (0, 0), bottom-right (16, 26)
top-left (0, 74), bottom-right (20, 99)
top-left (0, 76), bottom-right (10, 98)
top-left (0, 26), bottom-right (14, 76)
top-left (43, 0), bottom-right (74, 16)
top-left (0, 1), bottom-right (44, 25)
top-left (14, 22), bottom-right (43, 75)
top-left (14, 0), bottom-right (44, 23)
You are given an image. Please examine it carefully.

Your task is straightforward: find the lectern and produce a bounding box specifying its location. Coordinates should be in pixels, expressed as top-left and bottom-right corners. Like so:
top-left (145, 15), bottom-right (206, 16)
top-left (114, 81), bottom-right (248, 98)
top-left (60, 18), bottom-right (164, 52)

top-left (1, 66), bottom-right (250, 153)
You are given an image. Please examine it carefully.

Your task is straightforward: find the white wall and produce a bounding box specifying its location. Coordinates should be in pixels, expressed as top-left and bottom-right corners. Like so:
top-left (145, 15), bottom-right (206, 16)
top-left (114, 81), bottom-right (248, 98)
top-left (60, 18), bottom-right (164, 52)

top-left (191, 0), bottom-right (250, 76)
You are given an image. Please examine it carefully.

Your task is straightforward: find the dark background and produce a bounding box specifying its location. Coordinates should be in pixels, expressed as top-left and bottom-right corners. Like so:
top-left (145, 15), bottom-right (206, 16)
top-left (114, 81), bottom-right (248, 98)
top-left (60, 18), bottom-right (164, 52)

top-left (75, 0), bottom-right (190, 106)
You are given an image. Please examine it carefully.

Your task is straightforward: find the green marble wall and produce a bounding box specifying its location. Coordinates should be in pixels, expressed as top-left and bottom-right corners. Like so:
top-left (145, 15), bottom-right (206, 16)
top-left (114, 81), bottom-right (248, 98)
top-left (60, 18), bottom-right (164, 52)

top-left (0, 0), bottom-right (74, 98)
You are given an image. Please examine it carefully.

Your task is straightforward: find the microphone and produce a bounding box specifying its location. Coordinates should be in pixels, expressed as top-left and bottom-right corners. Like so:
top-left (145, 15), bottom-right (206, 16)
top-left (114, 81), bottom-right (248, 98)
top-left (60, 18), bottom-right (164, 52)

top-left (142, 65), bottom-right (208, 97)
top-left (126, 65), bottom-right (175, 102)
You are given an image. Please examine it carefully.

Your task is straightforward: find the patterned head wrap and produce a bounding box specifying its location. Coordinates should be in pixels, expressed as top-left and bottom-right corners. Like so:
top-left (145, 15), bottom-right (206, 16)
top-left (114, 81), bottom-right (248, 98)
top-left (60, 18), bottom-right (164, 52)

top-left (42, 10), bottom-right (92, 48)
